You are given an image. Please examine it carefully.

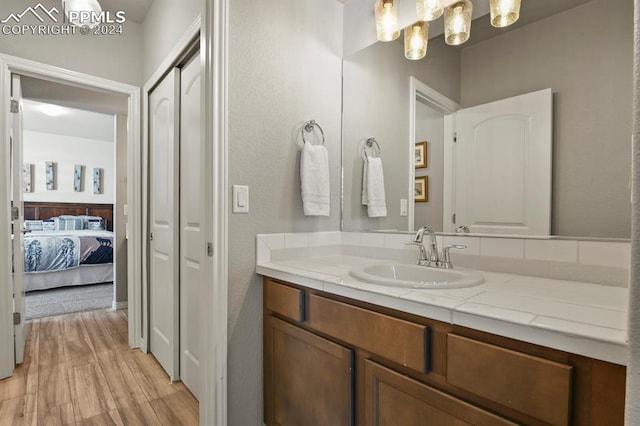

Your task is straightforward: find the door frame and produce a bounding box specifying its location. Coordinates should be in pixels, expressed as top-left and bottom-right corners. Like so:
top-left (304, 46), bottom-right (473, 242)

top-left (0, 54), bottom-right (142, 373)
top-left (142, 10), bottom-right (229, 425)
top-left (408, 76), bottom-right (460, 232)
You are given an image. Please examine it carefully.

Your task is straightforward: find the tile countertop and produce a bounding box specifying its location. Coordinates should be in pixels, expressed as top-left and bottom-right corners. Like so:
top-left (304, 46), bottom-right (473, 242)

top-left (257, 254), bottom-right (629, 366)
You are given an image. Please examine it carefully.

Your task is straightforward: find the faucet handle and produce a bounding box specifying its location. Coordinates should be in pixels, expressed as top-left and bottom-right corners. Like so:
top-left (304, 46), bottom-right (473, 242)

top-left (441, 245), bottom-right (466, 269)
top-left (405, 241), bottom-right (428, 265)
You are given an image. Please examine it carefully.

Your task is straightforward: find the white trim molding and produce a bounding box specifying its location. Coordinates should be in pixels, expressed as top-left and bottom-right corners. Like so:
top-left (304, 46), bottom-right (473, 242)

top-left (408, 76), bottom-right (460, 232)
top-left (0, 53), bottom-right (142, 379)
top-left (203, 0), bottom-right (229, 424)
top-left (112, 301), bottom-right (129, 310)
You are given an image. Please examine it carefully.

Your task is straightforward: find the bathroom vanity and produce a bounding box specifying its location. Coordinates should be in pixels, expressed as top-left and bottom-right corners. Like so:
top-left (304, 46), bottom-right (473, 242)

top-left (258, 232), bottom-right (629, 426)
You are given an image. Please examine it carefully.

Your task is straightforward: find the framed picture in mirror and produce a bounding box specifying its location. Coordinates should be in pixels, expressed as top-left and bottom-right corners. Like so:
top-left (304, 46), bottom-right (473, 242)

top-left (415, 141), bottom-right (427, 169)
top-left (415, 176), bottom-right (428, 202)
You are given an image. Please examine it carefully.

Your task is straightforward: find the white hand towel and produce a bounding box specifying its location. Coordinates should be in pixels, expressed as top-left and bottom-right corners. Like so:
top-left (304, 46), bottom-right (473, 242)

top-left (300, 142), bottom-right (330, 216)
top-left (361, 156), bottom-right (387, 217)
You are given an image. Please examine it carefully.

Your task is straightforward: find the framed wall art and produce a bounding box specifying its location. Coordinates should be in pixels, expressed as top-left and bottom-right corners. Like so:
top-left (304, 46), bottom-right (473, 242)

top-left (45, 161), bottom-right (55, 190)
top-left (23, 163), bottom-right (33, 193)
top-left (415, 176), bottom-right (428, 202)
top-left (415, 141), bottom-right (427, 169)
top-left (74, 165), bottom-right (83, 192)
top-left (93, 168), bottom-right (102, 194)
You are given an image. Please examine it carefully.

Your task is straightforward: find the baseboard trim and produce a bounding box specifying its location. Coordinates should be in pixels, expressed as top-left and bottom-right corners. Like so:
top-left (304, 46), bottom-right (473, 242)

top-left (112, 301), bottom-right (128, 310)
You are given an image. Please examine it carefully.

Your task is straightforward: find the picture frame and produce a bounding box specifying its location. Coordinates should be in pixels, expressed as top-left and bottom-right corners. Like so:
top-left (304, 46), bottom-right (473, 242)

top-left (23, 163), bottom-right (32, 193)
top-left (45, 161), bottom-right (55, 190)
top-left (415, 176), bottom-right (428, 202)
top-left (74, 165), bottom-right (83, 192)
top-left (93, 168), bottom-right (102, 194)
top-left (415, 141), bottom-right (427, 169)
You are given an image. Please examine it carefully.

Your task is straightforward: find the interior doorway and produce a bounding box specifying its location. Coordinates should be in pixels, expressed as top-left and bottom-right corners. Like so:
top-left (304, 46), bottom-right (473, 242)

top-left (0, 53), bottom-right (142, 379)
top-left (18, 88), bottom-right (126, 321)
top-left (147, 45), bottom-right (203, 400)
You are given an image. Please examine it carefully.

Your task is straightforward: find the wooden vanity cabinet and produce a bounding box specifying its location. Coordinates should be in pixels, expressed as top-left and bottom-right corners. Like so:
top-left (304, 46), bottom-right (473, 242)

top-left (264, 315), bottom-right (354, 426)
top-left (263, 277), bottom-right (626, 426)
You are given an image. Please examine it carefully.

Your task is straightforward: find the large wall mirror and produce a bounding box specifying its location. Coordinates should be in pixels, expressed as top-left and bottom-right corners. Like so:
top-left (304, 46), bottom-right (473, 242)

top-left (342, 0), bottom-right (632, 239)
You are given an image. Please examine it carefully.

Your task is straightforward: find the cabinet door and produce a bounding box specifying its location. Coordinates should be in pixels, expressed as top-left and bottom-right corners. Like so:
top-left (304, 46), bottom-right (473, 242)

top-left (265, 316), bottom-right (354, 426)
top-left (364, 360), bottom-right (517, 426)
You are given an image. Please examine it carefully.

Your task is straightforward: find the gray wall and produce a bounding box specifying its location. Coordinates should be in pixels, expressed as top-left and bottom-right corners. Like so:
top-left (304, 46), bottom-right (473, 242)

top-left (114, 114), bottom-right (128, 304)
top-left (414, 99), bottom-right (444, 231)
top-left (342, 36), bottom-right (460, 231)
top-left (0, 0), bottom-right (142, 86)
top-left (227, 0), bottom-right (343, 423)
top-left (461, 0), bottom-right (632, 238)
top-left (141, 0), bottom-right (200, 81)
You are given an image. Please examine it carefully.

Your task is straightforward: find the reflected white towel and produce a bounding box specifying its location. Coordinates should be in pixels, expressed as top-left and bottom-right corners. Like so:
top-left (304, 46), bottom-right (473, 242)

top-left (362, 156), bottom-right (387, 217)
top-left (300, 142), bottom-right (330, 216)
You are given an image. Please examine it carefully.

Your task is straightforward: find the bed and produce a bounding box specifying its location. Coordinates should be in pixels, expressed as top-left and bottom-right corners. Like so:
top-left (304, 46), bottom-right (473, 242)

top-left (22, 202), bottom-right (114, 292)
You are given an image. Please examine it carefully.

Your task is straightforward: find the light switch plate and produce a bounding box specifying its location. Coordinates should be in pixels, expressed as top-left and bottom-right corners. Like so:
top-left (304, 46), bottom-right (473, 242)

top-left (233, 185), bottom-right (249, 213)
top-left (400, 199), bottom-right (408, 216)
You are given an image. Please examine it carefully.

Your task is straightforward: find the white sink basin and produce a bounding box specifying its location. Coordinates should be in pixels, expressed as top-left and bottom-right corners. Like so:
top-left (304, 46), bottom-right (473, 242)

top-left (349, 263), bottom-right (484, 289)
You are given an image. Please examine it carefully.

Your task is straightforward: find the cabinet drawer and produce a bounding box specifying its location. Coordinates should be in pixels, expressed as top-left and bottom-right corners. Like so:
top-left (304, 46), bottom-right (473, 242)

top-left (307, 294), bottom-right (429, 373)
top-left (264, 279), bottom-right (304, 322)
top-left (365, 360), bottom-right (517, 426)
top-left (446, 334), bottom-right (572, 426)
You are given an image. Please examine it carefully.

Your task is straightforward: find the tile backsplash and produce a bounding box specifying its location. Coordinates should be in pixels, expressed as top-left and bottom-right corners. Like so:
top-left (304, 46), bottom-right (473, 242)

top-left (256, 232), bottom-right (630, 287)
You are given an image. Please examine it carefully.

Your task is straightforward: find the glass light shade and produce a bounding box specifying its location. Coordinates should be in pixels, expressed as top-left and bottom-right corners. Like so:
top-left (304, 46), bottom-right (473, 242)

top-left (490, 0), bottom-right (521, 28)
top-left (404, 21), bottom-right (429, 60)
top-left (375, 0), bottom-right (400, 42)
top-left (62, 0), bottom-right (102, 28)
top-left (444, 0), bottom-right (473, 46)
top-left (416, 0), bottom-right (443, 22)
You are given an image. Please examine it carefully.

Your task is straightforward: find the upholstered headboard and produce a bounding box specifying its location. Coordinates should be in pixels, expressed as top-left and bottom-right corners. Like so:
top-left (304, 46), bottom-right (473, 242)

top-left (23, 202), bottom-right (114, 231)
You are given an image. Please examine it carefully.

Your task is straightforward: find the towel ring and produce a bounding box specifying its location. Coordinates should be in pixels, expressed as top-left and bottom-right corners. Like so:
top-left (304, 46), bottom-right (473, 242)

top-left (302, 120), bottom-right (325, 145)
top-left (364, 137), bottom-right (382, 158)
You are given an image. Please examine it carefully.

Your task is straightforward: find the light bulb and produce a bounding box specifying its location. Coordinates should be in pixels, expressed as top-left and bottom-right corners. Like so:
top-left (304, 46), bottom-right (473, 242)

top-left (444, 0), bottom-right (473, 46)
top-left (416, 0), bottom-right (443, 22)
top-left (404, 21), bottom-right (428, 60)
top-left (490, 0), bottom-right (521, 28)
top-left (375, 0), bottom-right (400, 42)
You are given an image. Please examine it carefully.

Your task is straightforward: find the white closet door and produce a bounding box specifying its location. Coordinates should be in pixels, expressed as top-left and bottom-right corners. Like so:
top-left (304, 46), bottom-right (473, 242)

top-left (454, 89), bottom-right (552, 235)
top-left (11, 74), bottom-right (25, 364)
top-left (149, 68), bottom-right (180, 380)
top-left (179, 52), bottom-right (203, 399)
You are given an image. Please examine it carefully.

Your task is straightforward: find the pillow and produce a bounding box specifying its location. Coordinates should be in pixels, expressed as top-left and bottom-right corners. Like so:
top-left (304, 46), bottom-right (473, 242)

top-left (78, 215), bottom-right (104, 229)
top-left (54, 217), bottom-right (83, 230)
top-left (24, 220), bottom-right (43, 231)
top-left (42, 219), bottom-right (55, 231)
top-left (87, 219), bottom-right (105, 230)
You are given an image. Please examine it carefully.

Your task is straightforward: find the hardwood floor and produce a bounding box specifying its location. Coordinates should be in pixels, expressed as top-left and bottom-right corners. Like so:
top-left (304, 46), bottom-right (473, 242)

top-left (0, 309), bottom-right (198, 425)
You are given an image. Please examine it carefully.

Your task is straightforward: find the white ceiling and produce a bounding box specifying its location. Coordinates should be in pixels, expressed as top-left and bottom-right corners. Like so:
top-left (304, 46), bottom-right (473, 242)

top-left (22, 99), bottom-right (116, 142)
top-left (98, 0), bottom-right (153, 24)
top-left (21, 76), bottom-right (128, 115)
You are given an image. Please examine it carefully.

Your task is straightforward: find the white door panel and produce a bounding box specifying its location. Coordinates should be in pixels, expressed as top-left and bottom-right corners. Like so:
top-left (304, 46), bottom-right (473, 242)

top-left (454, 89), bottom-right (552, 235)
top-left (11, 74), bottom-right (25, 364)
top-left (179, 52), bottom-right (203, 400)
top-left (149, 69), bottom-right (180, 380)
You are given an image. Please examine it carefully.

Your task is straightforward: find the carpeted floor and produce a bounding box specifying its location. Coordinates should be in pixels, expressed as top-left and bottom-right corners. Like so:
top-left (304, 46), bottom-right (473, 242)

top-left (25, 283), bottom-right (113, 320)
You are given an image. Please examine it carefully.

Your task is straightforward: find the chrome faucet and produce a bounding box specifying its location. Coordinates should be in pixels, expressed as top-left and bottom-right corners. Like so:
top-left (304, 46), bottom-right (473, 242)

top-left (408, 226), bottom-right (466, 268)
top-left (410, 226), bottom-right (440, 267)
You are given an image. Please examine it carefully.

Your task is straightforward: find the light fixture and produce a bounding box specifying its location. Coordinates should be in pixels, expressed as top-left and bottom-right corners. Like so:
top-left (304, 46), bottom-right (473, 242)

top-left (404, 21), bottom-right (429, 60)
top-left (62, 0), bottom-right (102, 28)
top-left (444, 0), bottom-right (473, 46)
top-left (375, 0), bottom-right (400, 42)
top-left (416, 0), bottom-right (443, 22)
top-left (39, 104), bottom-right (66, 117)
top-left (490, 0), bottom-right (521, 28)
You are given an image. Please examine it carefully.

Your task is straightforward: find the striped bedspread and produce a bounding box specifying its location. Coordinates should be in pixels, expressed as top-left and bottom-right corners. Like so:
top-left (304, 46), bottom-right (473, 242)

top-left (23, 230), bottom-right (114, 273)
